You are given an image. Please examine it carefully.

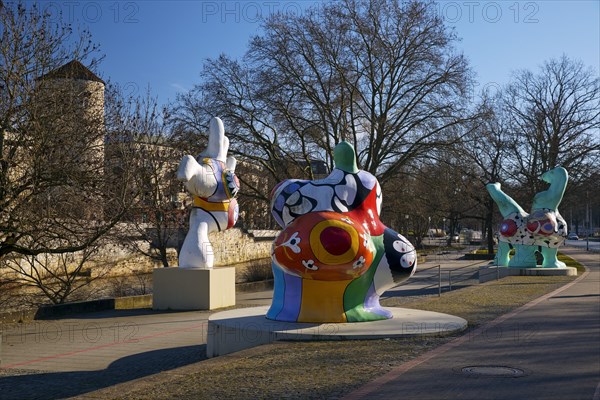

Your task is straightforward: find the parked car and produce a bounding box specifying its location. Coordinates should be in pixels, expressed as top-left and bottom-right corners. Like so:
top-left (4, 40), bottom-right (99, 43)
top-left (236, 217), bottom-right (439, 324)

top-left (567, 233), bottom-right (579, 240)
top-left (462, 229), bottom-right (483, 244)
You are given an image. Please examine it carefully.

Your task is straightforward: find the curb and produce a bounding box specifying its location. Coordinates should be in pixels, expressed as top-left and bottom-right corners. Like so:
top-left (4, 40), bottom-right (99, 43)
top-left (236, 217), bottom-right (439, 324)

top-left (0, 295), bottom-right (152, 324)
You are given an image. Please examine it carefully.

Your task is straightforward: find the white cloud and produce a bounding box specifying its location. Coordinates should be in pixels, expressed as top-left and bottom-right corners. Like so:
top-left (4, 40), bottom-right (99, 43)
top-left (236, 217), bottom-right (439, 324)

top-left (169, 83), bottom-right (187, 93)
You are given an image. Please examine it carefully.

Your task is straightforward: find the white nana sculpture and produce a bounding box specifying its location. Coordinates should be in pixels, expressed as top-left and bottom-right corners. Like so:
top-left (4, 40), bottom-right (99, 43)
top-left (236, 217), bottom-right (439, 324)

top-left (177, 117), bottom-right (240, 269)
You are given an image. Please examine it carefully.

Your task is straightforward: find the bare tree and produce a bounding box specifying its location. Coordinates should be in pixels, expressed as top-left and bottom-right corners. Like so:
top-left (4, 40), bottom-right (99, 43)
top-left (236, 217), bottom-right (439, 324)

top-left (106, 86), bottom-right (186, 267)
top-left (445, 93), bottom-right (511, 252)
top-left (382, 157), bottom-right (485, 250)
top-left (248, 0), bottom-right (478, 181)
top-left (504, 56), bottom-right (600, 197)
top-left (172, 0), bottom-right (478, 227)
top-left (2, 244), bottom-right (107, 305)
top-left (0, 262), bottom-right (18, 307)
top-left (0, 2), bottom-right (131, 259)
top-left (377, 93), bottom-right (505, 252)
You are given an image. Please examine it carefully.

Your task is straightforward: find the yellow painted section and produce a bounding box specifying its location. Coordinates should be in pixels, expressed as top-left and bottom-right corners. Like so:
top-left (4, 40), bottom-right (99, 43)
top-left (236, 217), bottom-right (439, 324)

top-left (193, 197), bottom-right (229, 211)
top-left (298, 279), bottom-right (349, 323)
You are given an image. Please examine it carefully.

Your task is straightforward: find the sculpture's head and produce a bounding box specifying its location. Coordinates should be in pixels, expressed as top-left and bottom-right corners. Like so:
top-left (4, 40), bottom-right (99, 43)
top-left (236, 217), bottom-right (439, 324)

top-left (540, 166), bottom-right (568, 185)
top-left (267, 142), bottom-right (417, 323)
top-left (533, 166), bottom-right (569, 212)
top-left (178, 117), bottom-right (239, 201)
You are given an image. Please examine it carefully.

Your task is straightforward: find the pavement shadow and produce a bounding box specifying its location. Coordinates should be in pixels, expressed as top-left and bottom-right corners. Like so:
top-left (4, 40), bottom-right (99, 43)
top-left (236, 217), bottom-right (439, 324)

top-left (384, 283), bottom-right (474, 297)
top-left (0, 344), bottom-right (206, 400)
top-left (383, 287), bottom-right (442, 297)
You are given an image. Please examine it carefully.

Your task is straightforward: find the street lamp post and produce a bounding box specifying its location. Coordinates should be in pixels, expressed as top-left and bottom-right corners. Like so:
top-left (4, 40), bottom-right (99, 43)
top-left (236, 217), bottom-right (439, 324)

top-left (428, 216), bottom-right (432, 241)
top-left (586, 192), bottom-right (590, 251)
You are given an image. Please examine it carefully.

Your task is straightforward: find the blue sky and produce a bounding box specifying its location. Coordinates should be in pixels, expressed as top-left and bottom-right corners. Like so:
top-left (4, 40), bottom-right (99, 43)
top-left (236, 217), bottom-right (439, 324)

top-left (37, 1), bottom-right (600, 107)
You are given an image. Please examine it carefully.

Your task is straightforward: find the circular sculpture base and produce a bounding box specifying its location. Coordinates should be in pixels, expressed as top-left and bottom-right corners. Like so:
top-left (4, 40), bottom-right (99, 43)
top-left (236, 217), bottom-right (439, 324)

top-left (207, 306), bottom-right (467, 358)
top-left (479, 266), bottom-right (577, 283)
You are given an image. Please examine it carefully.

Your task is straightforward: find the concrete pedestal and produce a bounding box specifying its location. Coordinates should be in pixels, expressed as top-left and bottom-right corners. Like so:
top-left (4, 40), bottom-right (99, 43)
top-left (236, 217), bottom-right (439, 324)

top-left (207, 306), bottom-right (467, 358)
top-left (479, 266), bottom-right (577, 283)
top-left (152, 267), bottom-right (235, 310)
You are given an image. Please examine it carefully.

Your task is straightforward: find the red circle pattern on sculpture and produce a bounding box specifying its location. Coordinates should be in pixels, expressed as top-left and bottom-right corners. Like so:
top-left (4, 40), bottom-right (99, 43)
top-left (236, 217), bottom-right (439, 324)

top-left (500, 219), bottom-right (518, 237)
top-left (273, 211), bottom-right (373, 281)
top-left (526, 210), bottom-right (556, 236)
top-left (320, 226), bottom-right (352, 255)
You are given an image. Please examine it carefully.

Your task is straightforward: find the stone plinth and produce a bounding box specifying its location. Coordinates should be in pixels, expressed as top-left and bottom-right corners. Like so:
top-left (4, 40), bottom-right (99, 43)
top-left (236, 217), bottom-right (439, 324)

top-left (207, 306), bottom-right (467, 358)
top-left (152, 267), bottom-right (235, 310)
top-left (479, 266), bottom-right (577, 283)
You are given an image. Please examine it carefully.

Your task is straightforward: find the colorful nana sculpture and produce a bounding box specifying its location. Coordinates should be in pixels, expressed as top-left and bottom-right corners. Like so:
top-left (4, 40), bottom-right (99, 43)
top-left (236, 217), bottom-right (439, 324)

top-left (177, 117), bottom-right (240, 269)
top-left (486, 167), bottom-right (569, 268)
top-left (267, 142), bottom-right (417, 323)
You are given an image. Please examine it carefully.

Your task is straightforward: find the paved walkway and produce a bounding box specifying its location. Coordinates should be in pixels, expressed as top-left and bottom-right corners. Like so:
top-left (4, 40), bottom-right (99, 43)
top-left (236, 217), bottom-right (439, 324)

top-left (0, 247), bottom-right (596, 399)
top-left (345, 246), bottom-right (600, 400)
top-left (0, 291), bottom-right (272, 399)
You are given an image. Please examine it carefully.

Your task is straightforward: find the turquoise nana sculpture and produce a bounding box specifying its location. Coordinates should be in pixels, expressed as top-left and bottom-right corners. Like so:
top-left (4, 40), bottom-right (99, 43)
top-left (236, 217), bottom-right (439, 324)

top-left (486, 167), bottom-right (569, 268)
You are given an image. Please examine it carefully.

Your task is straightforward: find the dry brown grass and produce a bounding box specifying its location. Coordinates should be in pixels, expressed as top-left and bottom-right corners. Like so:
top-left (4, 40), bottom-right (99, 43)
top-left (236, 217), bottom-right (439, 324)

top-left (384, 275), bottom-right (575, 327)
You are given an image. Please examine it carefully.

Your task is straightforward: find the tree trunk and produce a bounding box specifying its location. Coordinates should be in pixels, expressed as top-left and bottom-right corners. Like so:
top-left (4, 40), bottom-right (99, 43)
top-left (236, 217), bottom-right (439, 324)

top-left (160, 247), bottom-right (169, 268)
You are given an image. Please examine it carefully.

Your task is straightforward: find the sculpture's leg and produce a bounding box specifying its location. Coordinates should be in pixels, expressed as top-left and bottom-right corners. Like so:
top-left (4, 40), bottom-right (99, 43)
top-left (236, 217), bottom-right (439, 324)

top-left (540, 247), bottom-right (567, 268)
top-left (299, 279), bottom-right (349, 322)
top-left (507, 244), bottom-right (537, 268)
top-left (266, 263), bottom-right (302, 322)
top-left (486, 183), bottom-right (526, 217)
top-left (494, 242), bottom-right (511, 267)
top-left (178, 209), bottom-right (214, 269)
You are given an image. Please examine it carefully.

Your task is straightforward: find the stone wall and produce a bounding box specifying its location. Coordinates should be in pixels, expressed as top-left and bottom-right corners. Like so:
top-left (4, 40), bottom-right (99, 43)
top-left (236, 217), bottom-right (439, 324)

top-left (208, 228), bottom-right (276, 267)
top-left (96, 253), bottom-right (169, 278)
top-left (100, 228), bottom-right (277, 277)
top-left (1, 229), bottom-right (278, 283)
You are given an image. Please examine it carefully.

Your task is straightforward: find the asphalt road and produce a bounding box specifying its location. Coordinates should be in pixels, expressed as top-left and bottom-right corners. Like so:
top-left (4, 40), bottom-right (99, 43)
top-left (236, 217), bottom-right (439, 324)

top-left (566, 239), bottom-right (600, 252)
